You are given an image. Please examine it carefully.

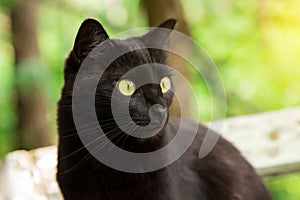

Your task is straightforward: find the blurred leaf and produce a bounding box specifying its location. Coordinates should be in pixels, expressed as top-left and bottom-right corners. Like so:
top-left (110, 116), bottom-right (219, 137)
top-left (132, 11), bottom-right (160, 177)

top-left (0, 0), bottom-right (21, 9)
top-left (14, 59), bottom-right (52, 99)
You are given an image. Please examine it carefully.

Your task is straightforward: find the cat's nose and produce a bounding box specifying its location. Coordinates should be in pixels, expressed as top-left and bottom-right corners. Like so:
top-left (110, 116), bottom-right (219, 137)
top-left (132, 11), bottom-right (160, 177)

top-left (152, 105), bottom-right (167, 114)
top-left (149, 104), bottom-right (167, 121)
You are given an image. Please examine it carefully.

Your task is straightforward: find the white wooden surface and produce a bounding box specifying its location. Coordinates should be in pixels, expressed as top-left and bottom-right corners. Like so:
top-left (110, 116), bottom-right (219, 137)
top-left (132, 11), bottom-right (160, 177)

top-left (210, 107), bottom-right (300, 177)
top-left (0, 108), bottom-right (299, 199)
top-left (0, 146), bottom-right (62, 200)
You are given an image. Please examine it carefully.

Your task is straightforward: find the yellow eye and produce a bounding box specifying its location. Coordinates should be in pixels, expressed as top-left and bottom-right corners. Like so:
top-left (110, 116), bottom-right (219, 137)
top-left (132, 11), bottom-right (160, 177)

top-left (160, 77), bottom-right (171, 93)
top-left (117, 79), bottom-right (136, 96)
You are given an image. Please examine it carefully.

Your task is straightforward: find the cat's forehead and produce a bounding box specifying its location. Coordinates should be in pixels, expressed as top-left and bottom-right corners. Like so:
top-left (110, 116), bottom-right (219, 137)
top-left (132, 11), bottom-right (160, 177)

top-left (105, 38), bottom-right (171, 79)
top-left (113, 37), bottom-right (145, 51)
top-left (112, 38), bottom-right (151, 61)
top-left (108, 38), bottom-right (152, 68)
top-left (111, 37), bottom-right (167, 65)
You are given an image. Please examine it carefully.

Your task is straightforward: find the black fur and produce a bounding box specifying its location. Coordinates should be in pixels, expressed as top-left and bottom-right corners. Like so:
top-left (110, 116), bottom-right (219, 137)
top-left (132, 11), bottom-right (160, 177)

top-left (57, 18), bottom-right (273, 200)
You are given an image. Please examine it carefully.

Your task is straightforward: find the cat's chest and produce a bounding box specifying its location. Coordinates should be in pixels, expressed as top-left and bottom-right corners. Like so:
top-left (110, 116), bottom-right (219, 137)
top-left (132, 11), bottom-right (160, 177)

top-left (96, 186), bottom-right (177, 200)
top-left (91, 165), bottom-right (205, 200)
top-left (72, 164), bottom-right (168, 199)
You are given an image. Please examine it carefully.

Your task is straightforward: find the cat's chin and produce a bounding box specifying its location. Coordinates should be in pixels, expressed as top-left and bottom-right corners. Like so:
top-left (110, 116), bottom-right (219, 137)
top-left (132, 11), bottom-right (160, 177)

top-left (128, 124), bottom-right (165, 139)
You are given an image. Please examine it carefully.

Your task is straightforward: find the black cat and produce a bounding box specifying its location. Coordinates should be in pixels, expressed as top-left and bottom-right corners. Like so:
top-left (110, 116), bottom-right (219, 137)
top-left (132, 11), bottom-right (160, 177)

top-left (57, 18), bottom-right (273, 200)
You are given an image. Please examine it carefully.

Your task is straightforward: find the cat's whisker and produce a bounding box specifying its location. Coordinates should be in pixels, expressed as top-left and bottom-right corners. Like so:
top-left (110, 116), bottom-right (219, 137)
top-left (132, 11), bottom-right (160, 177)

top-left (60, 126), bottom-right (100, 139)
top-left (102, 131), bottom-right (126, 160)
top-left (58, 105), bottom-right (73, 109)
top-left (102, 123), bottom-right (137, 159)
top-left (119, 131), bottom-right (130, 149)
top-left (60, 121), bottom-right (100, 135)
top-left (100, 118), bottom-right (132, 127)
top-left (58, 148), bottom-right (96, 175)
top-left (59, 127), bottom-right (120, 161)
top-left (60, 117), bottom-right (139, 139)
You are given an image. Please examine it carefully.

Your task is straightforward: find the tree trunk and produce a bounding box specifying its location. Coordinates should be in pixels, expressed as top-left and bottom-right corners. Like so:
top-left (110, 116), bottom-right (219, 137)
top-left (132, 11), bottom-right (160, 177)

top-left (10, 0), bottom-right (52, 149)
top-left (142, 0), bottom-right (191, 117)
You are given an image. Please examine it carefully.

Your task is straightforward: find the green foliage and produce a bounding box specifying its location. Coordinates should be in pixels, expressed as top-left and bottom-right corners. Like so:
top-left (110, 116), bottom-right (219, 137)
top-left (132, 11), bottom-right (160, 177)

top-left (0, 0), bottom-right (20, 9)
top-left (0, 9), bottom-right (15, 158)
top-left (183, 0), bottom-right (300, 118)
top-left (14, 60), bottom-right (52, 97)
top-left (267, 174), bottom-right (300, 200)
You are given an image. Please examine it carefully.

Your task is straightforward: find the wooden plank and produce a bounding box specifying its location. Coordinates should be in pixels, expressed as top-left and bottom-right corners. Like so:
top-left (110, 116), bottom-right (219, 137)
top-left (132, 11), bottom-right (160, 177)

top-left (209, 108), bottom-right (300, 177)
top-left (258, 162), bottom-right (300, 178)
top-left (0, 146), bottom-right (62, 199)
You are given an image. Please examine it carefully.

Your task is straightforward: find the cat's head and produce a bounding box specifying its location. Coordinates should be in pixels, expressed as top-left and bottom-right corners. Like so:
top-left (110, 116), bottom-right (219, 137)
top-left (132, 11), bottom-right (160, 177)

top-left (64, 18), bottom-right (177, 139)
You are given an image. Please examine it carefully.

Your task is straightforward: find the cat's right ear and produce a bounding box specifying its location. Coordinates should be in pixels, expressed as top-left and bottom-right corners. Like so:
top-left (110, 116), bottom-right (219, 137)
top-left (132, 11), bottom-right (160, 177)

top-left (142, 18), bottom-right (177, 47)
top-left (72, 19), bottom-right (109, 65)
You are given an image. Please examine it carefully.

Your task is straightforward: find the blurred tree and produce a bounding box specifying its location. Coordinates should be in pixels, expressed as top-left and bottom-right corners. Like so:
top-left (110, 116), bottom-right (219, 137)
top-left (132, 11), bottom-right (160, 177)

top-left (10, 0), bottom-right (52, 149)
top-left (142, 0), bottom-right (191, 117)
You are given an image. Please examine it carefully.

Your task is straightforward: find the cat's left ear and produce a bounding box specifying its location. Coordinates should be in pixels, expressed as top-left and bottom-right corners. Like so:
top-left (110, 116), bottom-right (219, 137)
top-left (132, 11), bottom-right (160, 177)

top-left (142, 18), bottom-right (177, 47)
top-left (73, 19), bottom-right (109, 65)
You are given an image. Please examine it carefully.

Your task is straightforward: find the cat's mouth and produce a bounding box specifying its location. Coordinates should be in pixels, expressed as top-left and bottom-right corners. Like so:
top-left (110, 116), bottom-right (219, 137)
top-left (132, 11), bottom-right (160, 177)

top-left (133, 105), bottom-right (167, 126)
top-left (126, 105), bottom-right (168, 138)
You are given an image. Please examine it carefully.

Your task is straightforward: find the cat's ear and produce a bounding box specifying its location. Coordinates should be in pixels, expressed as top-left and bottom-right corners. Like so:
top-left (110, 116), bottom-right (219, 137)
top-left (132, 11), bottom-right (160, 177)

top-left (142, 18), bottom-right (177, 47)
top-left (73, 19), bottom-right (109, 64)
top-left (156, 18), bottom-right (177, 30)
